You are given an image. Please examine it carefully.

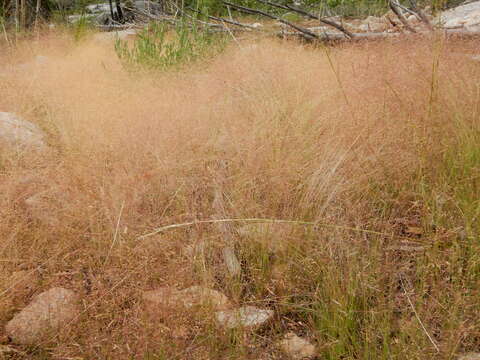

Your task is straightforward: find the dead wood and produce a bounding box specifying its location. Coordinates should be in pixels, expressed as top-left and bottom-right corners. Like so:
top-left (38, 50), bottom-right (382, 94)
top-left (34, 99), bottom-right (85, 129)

top-left (407, 0), bottom-right (433, 30)
top-left (389, 0), bottom-right (416, 33)
top-left (251, 0), bottom-right (353, 39)
top-left (223, 0), bottom-right (318, 40)
top-left (186, 7), bottom-right (259, 30)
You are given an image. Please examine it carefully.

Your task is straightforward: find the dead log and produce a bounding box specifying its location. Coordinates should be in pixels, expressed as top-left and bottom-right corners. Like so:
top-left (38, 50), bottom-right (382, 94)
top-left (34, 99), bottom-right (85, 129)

top-left (407, 0), bottom-right (433, 30)
top-left (389, 0), bottom-right (416, 33)
top-left (223, 1), bottom-right (318, 40)
top-left (251, 0), bottom-right (353, 39)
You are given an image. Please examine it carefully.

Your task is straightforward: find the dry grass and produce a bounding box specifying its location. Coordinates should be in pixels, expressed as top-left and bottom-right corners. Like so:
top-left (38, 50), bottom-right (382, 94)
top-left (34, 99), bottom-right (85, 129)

top-left (0, 30), bottom-right (479, 359)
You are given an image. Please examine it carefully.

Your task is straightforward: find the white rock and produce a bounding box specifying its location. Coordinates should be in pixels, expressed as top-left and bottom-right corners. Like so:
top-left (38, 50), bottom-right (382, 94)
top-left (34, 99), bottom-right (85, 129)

top-left (443, 17), bottom-right (467, 28)
top-left (438, 1), bottom-right (480, 29)
top-left (143, 286), bottom-right (231, 311)
top-left (0, 112), bottom-right (47, 152)
top-left (357, 15), bottom-right (389, 33)
top-left (251, 22), bottom-right (263, 28)
top-left (407, 14), bottom-right (419, 24)
top-left (215, 306), bottom-right (273, 329)
top-left (5, 287), bottom-right (79, 345)
top-left (278, 332), bottom-right (316, 359)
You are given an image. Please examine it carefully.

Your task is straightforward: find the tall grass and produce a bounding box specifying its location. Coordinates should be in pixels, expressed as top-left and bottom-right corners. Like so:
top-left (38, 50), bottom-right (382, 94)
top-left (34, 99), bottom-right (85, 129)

top-left (0, 32), bottom-right (478, 359)
top-left (115, 20), bottom-right (226, 71)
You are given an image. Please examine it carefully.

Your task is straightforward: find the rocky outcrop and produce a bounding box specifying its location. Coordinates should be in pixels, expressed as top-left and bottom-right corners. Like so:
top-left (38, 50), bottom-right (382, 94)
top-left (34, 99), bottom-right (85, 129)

top-left (437, 0), bottom-right (480, 31)
top-left (5, 287), bottom-right (79, 345)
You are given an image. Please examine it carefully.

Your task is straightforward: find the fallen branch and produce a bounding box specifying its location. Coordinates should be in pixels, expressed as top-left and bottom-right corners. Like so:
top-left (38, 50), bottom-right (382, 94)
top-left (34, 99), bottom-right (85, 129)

top-left (407, 0), bottom-right (433, 30)
top-left (251, 0), bottom-right (353, 39)
top-left (389, 0), bottom-right (416, 33)
top-left (137, 217), bottom-right (399, 240)
top-left (284, 3), bottom-right (354, 38)
top-left (400, 275), bottom-right (440, 353)
top-left (223, 0), bottom-right (318, 40)
top-left (186, 6), bottom-right (258, 30)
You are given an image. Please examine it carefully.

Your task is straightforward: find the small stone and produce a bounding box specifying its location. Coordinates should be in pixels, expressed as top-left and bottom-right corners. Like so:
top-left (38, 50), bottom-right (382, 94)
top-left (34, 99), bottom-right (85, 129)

top-left (143, 286), bottom-right (231, 311)
top-left (278, 333), bottom-right (316, 359)
top-left (0, 112), bottom-right (46, 153)
top-left (215, 306), bottom-right (273, 329)
top-left (407, 14), bottom-right (420, 25)
top-left (5, 287), bottom-right (79, 345)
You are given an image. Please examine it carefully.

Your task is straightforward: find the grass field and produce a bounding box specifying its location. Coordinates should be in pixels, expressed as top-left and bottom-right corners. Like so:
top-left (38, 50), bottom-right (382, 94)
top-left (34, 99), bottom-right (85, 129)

top-left (0, 29), bottom-right (479, 359)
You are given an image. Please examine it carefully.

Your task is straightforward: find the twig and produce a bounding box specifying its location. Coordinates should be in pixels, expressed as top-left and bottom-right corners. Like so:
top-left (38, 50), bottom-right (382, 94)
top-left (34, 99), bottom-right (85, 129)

top-left (1, 20), bottom-right (11, 46)
top-left (186, 6), bottom-right (257, 29)
top-left (223, 1), bottom-right (318, 40)
top-left (407, 0), bottom-right (433, 30)
top-left (400, 275), bottom-right (440, 353)
top-left (103, 200), bottom-right (125, 266)
top-left (137, 217), bottom-right (396, 240)
top-left (389, 0), bottom-right (416, 33)
top-left (252, 0), bottom-right (353, 39)
top-left (34, 0), bottom-right (41, 30)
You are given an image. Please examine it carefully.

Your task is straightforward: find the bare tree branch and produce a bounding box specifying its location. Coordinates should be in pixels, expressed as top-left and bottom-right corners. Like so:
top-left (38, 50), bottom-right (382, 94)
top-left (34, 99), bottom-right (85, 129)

top-left (186, 6), bottom-right (258, 30)
top-left (407, 0), bottom-right (433, 30)
top-left (389, 0), bottom-right (416, 33)
top-left (251, 0), bottom-right (353, 39)
top-left (223, 0), bottom-right (318, 40)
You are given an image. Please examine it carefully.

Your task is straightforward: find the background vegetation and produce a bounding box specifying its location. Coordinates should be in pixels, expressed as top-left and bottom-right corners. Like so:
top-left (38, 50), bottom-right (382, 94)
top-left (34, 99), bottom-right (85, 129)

top-left (0, 0), bottom-right (469, 29)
